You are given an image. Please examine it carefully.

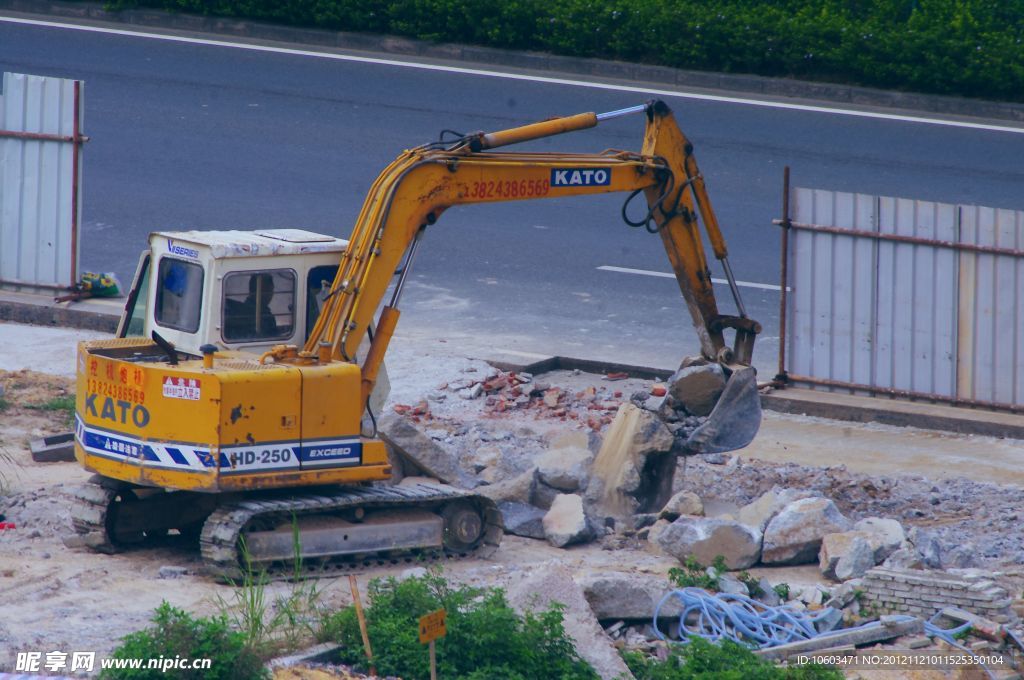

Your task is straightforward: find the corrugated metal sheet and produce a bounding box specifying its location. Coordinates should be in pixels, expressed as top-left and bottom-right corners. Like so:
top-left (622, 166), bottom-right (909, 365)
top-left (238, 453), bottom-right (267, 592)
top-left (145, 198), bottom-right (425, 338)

top-left (0, 72), bottom-right (83, 290)
top-left (786, 187), bottom-right (1023, 409)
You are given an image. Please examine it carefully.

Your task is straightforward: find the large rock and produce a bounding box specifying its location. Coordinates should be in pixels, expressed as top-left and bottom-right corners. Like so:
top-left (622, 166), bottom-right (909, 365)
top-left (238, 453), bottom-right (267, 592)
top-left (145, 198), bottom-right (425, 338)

top-left (578, 572), bottom-right (682, 620)
top-left (819, 531), bottom-right (875, 581)
top-left (507, 565), bottom-right (635, 680)
top-left (536, 446), bottom-right (594, 493)
top-left (762, 497), bottom-right (852, 565)
top-left (854, 517), bottom-right (906, 563)
top-left (668, 364), bottom-right (726, 416)
top-left (498, 501), bottom-right (546, 540)
top-left (907, 526), bottom-right (942, 569)
top-left (588, 404), bottom-right (674, 520)
top-left (658, 490), bottom-right (704, 521)
top-left (543, 494), bottom-right (595, 548)
top-left (653, 517), bottom-right (761, 569)
top-left (379, 414), bottom-right (478, 488)
top-left (737, 487), bottom-right (812, 532)
top-left (477, 467), bottom-right (537, 505)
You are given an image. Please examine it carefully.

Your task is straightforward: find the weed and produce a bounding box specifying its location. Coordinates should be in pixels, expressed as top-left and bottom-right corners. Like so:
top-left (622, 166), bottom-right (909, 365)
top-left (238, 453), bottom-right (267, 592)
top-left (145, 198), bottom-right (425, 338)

top-left (623, 635), bottom-right (842, 679)
top-left (216, 519), bottom-right (333, 658)
top-left (0, 447), bottom-right (18, 497)
top-left (737, 570), bottom-right (763, 598)
top-left (773, 583), bottom-right (791, 601)
top-left (325, 568), bottom-right (597, 680)
top-left (668, 555), bottom-right (728, 592)
top-left (26, 394), bottom-right (75, 413)
top-left (0, 396), bottom-right (9, 411)
top-left (101, 601), bottom-right (268, 679)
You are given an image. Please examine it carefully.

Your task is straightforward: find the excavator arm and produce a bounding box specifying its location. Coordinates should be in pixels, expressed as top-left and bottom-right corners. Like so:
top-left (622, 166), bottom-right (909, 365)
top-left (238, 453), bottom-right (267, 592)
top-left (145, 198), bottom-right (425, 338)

top-left (303, 100), bottom-right (760, 404)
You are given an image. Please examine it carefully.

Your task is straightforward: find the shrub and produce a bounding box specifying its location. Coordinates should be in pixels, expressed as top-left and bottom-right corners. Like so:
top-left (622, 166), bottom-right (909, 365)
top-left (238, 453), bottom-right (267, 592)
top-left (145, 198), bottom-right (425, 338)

top-left (100, 602), bottom-right (269, 680)
top-left (323, 569), bottom-right (597, 680)
top-left (624, 636), bottom-right (842, 680)
top-left (98, 0), bottom-right (1024, 102)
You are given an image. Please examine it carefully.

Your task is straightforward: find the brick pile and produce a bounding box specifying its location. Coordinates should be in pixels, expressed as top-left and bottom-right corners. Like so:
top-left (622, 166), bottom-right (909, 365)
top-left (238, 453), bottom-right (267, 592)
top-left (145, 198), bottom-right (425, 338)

top-left (859, 567), bottom-right (1016, 624)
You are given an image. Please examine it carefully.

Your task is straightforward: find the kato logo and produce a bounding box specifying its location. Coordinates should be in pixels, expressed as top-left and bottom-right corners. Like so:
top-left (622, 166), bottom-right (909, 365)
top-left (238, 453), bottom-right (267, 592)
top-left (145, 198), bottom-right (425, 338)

top-left (551, 168), bottom-right (610, 187)
top-left (84, 394), bottom-right (150, 428)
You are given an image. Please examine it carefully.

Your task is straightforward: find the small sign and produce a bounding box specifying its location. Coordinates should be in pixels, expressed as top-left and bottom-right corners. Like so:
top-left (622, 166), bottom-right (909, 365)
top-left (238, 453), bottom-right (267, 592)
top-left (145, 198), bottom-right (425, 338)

top-left (162, 376), bottom-right (201, 401)
top-left (418, 609), bottom-right (446, 644)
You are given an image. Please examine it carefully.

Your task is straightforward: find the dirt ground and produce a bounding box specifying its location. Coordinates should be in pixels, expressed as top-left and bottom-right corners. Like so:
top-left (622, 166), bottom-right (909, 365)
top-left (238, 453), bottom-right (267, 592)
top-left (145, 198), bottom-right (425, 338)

top-left (1, 342), bottom-right (1023, 678)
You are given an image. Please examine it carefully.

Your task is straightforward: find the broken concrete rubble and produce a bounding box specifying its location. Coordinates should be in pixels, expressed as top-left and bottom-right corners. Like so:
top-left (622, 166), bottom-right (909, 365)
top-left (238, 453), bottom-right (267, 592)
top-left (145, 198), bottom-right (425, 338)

top-left (497, 501), bottom-right (546, 540)
top-left (378, 414), bottom-right (478, 488)
top-left (652, 517), bottom-right (761, 569)
top-left (762, 497), bottom-right (852, 565)
top-left (853, 516), bottom-right (906, 563)
top-left (578, 572), bottom-right (682, 621)
top-left (668, 364), bottom-right (725, 417)
top-left (477, 468), bottom-right (537, 505)
top-left (542, 494), bottom-right (595, 548)
top-left (819, 531), bottom-right (876, 581)
top-left (737, 486), bottom-right (812, 532)
top-left (536, 445), bottom-right (593, 493)
top-left (657, 490), bottom-right (704, 520)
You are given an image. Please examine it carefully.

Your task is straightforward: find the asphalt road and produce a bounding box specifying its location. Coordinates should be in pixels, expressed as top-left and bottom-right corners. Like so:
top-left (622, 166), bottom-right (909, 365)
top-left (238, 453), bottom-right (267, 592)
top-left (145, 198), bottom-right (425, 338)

top-left (3, 16), bottom-right (1023, 374)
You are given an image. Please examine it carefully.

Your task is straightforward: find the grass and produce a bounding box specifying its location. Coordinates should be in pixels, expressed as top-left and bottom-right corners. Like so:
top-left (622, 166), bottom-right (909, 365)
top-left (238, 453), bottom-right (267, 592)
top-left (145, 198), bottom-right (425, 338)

top-left (624, 636), bottom-right (842, 679)
top-left (215, 519), bottom-right (333, 659)
top-left (25, 395), bottom-right (76, 413)
top-left (0, 447), bottom-right (17, 496)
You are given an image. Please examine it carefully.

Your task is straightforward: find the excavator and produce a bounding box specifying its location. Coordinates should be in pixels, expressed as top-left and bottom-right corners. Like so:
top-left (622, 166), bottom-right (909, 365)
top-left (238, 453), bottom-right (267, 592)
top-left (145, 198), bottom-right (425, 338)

top-left (69, 100), bottom-right (761, 578)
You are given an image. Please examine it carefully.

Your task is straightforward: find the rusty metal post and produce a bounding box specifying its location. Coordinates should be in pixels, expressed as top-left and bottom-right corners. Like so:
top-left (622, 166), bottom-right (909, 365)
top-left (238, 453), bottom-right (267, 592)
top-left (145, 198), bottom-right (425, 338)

top-left (349, 575), bottom-right (376, 676)
top-left (70, 80), bottom-right (82, 284)
top-left (774, 166), bottom-right (791, 385)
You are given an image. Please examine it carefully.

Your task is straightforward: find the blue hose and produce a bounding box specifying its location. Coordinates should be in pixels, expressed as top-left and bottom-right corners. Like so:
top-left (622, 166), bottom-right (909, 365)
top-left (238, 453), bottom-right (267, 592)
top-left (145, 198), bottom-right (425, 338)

top-left (652, 587), bottom-right (996, 679)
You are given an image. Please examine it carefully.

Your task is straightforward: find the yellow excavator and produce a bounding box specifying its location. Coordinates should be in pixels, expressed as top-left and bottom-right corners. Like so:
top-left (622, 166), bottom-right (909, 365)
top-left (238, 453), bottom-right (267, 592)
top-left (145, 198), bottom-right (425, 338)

top-left (69, 100), bottom-right (761, 578)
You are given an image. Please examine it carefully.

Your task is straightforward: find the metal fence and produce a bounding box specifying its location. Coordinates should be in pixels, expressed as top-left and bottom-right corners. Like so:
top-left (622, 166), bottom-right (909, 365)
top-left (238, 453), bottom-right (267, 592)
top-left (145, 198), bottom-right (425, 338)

top-left (776, 174), bottom-right (1024, 412)
top-left (0, 71), bottom-right (86, 291)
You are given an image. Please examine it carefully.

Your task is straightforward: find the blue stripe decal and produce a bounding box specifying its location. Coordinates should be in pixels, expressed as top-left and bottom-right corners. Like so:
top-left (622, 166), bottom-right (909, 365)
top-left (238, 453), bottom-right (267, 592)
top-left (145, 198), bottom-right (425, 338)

top-left (165, 447), bottom-right (189, 466)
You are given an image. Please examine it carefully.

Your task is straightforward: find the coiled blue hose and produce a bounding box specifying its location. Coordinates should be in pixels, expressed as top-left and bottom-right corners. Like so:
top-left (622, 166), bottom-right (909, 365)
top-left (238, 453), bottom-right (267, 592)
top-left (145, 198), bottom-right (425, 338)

top-left (652, 587), bottom-right (995, 678)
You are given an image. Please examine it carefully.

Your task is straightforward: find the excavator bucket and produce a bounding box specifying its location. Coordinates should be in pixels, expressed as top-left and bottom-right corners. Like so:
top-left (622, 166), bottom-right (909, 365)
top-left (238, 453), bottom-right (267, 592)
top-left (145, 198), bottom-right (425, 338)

top-left (680, 366), bottom-right (761, 454)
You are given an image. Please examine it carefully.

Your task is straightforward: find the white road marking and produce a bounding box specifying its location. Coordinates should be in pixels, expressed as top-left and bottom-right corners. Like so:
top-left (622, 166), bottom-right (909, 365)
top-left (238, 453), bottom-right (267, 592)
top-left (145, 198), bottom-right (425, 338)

top-left (598, 265), bottom-right (786, 291)
top-left (3, 16), bottom-right (1023, 135)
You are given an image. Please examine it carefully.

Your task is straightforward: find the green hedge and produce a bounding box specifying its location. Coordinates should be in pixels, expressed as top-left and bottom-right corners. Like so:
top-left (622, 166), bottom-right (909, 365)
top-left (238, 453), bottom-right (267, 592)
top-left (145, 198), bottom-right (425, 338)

top-left (106, 0), bottom-right (1024, 101)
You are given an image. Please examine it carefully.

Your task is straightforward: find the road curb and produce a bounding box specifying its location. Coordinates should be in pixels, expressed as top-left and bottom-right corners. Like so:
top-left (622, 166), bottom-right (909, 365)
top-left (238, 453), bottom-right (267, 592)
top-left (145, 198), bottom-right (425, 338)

top-left (0, 293), bottom-right (118, 333)
top-left (2, 0), bottom-right (1023, 123)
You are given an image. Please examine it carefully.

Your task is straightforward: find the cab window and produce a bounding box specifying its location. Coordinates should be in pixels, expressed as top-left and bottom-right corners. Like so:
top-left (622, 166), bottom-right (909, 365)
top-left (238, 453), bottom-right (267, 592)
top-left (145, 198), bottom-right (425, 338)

top-left (223, 269), bottom-right (295, 342)
top-left (306, 265), bottom-right (338, 340)
top-left (154, 257), bottom-right (204, 333)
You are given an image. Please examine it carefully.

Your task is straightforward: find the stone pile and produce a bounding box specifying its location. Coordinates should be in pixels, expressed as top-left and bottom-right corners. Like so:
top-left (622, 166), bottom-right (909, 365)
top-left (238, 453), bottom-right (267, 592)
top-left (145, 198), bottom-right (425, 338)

top-left (647, 486), bottom-right (933, 582)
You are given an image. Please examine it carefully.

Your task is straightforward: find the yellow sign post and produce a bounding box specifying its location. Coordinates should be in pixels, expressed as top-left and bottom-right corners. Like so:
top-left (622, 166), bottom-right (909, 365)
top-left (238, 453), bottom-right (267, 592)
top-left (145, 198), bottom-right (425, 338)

top-left (419, 608), bottom-right (447, 680)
